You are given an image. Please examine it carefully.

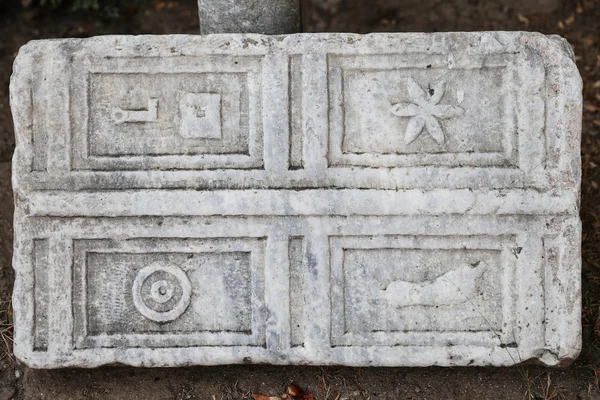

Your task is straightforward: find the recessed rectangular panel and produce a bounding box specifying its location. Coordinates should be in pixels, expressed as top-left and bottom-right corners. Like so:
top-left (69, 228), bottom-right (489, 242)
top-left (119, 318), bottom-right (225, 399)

top-left (328, 54), bottom-right (520, 168)
top-left (343, 248), bottom-right (502, 332)
top-left (89, 73), bottom-right (244, 156)
top-left (289, 237), bottom-right (305, 347)
top-left (70, 54), bottom-right (264, 171)
top-left (33, 239), bottom-right (49, 352)
top-left (329, 235), bottom-right (516, 347)
top-left (72, 238), bottom-right (266, 348)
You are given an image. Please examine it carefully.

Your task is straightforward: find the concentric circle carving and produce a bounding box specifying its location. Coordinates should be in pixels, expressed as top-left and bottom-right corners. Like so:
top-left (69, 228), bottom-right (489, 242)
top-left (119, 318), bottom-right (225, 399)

top-left (132, 263), bottom-right (192, 323)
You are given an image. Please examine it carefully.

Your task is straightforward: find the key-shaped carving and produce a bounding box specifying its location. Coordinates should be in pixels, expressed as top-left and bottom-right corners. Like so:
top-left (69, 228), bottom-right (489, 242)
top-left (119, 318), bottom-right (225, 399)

top-left (111, 98), bottom-right (159, 124)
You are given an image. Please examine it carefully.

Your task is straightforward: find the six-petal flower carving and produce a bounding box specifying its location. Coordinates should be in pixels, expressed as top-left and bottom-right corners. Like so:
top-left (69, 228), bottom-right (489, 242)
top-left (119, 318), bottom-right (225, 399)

top-left (391, 77), bottom-right (465, 145)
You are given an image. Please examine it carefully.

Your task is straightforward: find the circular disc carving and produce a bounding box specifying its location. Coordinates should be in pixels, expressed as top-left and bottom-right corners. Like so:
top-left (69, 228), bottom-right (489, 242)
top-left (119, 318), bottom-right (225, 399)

top-left (132, 264), bottom-right (192, 322)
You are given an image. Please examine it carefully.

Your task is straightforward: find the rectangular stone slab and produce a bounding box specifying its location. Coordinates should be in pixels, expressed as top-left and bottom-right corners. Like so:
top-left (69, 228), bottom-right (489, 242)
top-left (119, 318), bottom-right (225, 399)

top-left (10, 33), bottom-right (582, 368)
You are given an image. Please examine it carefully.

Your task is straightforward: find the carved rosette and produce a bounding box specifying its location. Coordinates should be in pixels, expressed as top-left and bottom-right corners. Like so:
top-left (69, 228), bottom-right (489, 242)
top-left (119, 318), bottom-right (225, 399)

top-left (390, 77), bottom-right (465, 145)
top-left (132, 263), bottom-right (192, 323)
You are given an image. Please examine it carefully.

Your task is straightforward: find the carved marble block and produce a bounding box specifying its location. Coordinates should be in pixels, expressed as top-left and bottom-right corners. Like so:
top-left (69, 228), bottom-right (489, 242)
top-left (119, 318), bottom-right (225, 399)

top-left (10, 33), bottom-right (582, 368)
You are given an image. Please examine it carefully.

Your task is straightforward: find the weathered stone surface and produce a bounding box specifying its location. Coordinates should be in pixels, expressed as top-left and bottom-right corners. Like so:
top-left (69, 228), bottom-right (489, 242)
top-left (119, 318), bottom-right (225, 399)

top-left (10, 33), bottom-right (582, 368)
top-left (199, 0), bottom-right (301, 34)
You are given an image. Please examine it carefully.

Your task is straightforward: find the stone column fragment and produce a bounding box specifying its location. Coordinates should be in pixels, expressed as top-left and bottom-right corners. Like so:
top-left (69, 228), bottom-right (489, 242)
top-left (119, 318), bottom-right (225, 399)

top-left (199, 0), bottom-right (301, 34)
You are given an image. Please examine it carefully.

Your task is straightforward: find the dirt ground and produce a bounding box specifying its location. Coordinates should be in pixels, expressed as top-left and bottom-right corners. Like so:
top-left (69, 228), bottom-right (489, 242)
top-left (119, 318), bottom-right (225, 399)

top-left (0, 0), bottom-right (599, 398)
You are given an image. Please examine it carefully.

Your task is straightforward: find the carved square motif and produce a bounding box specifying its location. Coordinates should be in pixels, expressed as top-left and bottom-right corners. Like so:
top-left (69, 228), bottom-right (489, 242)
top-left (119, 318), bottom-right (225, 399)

top-left (179, 93), bottom-right (222, 139)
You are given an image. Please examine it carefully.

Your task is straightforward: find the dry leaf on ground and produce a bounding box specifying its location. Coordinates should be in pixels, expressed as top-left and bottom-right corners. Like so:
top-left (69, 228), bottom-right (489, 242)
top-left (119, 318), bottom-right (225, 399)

top-left (287, 385), bottom-right (303, 397)
top-left (517, 13), bottom-right (530, 26)
top-left (565, 14), bottom-right (575, 25)
top-left (584, 102), bottom-right (599, 113)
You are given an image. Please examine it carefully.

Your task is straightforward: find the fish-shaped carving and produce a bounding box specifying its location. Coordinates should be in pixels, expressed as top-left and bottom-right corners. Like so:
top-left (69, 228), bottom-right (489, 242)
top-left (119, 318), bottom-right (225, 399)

top-left (382, 262), bottom-right (487, 308)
